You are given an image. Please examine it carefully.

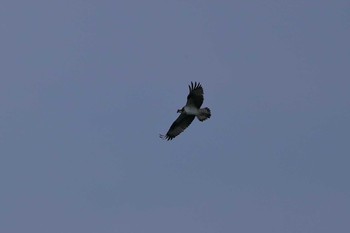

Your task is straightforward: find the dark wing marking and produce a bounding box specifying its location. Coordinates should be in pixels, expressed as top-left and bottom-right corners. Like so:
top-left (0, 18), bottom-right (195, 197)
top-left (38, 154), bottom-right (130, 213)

top-left (160, 113), bottom-right (195, 140)
top-left (185, 81), bottom-right (204, 109)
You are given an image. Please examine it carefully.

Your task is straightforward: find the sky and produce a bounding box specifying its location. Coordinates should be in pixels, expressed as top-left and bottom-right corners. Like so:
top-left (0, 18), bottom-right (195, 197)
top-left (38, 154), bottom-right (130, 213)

top-left (1, 0), bottom-right (350, 232)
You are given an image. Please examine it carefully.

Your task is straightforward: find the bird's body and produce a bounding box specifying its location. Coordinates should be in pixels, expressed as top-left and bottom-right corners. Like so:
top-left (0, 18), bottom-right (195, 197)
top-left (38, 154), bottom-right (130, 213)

top-left (183, 105), bottom-right (199, 115)
top-left (160, 82), bottom-right (211, 140)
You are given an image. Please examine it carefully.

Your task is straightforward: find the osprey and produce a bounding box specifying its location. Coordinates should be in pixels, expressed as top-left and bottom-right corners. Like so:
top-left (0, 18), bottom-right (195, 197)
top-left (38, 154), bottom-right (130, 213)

top-left (160, 82), bottom-right (211, 140)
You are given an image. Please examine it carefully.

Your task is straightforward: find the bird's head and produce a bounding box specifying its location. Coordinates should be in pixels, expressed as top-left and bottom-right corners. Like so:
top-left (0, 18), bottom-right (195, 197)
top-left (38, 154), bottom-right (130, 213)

top-left (177, 107), bottom-right (184, 113)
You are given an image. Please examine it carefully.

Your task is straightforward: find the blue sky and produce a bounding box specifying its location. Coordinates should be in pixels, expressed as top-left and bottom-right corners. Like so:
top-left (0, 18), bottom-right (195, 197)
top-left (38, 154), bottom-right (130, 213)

top-left (1, 1), bottom-right (350, 232)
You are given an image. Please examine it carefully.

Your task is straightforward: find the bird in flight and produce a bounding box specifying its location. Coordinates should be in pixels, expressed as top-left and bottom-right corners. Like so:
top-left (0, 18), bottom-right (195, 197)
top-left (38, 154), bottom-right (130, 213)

top-left (160, 82), bottom-right (211, 140)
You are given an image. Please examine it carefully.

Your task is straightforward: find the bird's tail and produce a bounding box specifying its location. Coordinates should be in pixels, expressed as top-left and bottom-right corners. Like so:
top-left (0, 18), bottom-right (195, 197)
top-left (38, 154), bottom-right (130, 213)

top-left (197, 107), bottom-right (211, 121)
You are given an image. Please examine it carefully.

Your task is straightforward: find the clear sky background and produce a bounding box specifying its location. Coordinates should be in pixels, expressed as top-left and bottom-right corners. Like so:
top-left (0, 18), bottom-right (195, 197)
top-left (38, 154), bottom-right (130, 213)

top-left (1, 1), bottom-right (349, 232)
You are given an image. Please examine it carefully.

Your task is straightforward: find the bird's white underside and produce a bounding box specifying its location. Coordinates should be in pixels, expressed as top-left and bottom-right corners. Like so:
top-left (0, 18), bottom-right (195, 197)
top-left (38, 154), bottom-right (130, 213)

top-left (184, 105), bottom-right (199, 115)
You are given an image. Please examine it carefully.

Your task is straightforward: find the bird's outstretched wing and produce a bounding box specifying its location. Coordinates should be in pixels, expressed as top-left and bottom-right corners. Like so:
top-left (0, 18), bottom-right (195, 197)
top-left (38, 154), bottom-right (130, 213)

top-left (160, 113), bottom-right (195, 140)
top-left (185, 81), bottom-right (204, 109)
